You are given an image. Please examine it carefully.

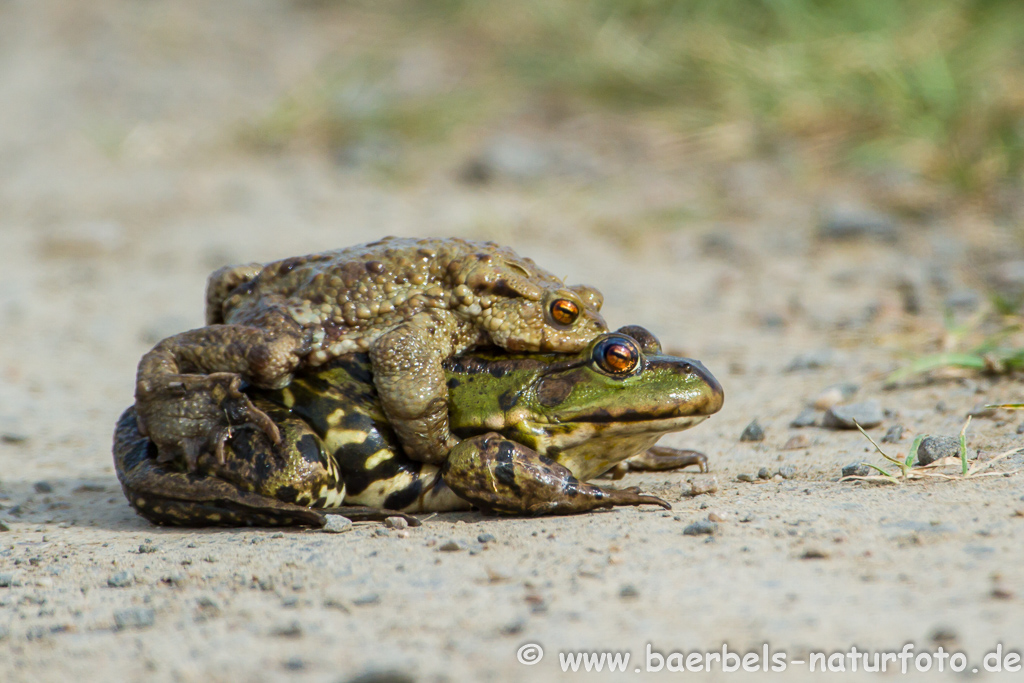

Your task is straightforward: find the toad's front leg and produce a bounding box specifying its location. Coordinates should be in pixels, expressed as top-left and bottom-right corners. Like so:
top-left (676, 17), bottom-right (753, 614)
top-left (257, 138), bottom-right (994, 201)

top-left (442, 433), bottom-right (671, 515)
top-left (134, 319), bottom-right (305, 470)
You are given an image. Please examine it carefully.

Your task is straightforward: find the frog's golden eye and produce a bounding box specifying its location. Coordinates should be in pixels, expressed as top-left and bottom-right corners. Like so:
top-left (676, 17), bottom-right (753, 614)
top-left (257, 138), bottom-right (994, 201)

top-left (550, 298), bottom-right (580, 326)
top-left (594, 337), bottom-right (640, 375)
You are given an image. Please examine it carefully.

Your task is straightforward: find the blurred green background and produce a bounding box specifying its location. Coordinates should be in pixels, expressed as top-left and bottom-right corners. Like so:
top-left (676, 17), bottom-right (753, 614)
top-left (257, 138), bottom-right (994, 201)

top-left (248, 0), bottom-right (1024, 197)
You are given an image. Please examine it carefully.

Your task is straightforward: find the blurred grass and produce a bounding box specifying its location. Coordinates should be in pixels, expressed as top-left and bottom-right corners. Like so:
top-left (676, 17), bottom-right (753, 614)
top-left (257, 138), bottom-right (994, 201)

top-left (248, 0), bottom-right (1024, 192)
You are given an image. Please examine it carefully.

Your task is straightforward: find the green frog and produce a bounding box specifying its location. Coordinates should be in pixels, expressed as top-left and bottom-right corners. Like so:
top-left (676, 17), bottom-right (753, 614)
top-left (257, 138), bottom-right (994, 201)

top-left (135, 237), bottom-right (607, 472)
top-left (115, 327), bottom-right (723, 525)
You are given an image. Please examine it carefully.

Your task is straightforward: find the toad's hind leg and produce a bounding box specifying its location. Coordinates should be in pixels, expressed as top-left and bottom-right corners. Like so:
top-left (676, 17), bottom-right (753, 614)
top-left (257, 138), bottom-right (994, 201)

top-left (134, 308), bottom-right (306, 471)
top-left (441, 433), bottom-right (671, 515)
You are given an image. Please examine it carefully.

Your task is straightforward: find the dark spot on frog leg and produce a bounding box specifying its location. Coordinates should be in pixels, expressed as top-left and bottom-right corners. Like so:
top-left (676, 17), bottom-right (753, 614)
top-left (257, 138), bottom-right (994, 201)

top-left (498, 390), bottom-right (518, 411)
top-left (446, 377), bottom-right (461, 389)
top-left (275, 485), bottom-right (300, 504)
top-left (383, 478), bottom-right (423, 511)
top-left (296, 434), bottom-right (321, 465)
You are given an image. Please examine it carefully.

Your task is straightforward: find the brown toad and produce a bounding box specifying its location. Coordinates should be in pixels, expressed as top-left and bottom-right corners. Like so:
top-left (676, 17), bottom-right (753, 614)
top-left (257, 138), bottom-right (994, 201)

top-left (135, 236), bottom-right (607, 468)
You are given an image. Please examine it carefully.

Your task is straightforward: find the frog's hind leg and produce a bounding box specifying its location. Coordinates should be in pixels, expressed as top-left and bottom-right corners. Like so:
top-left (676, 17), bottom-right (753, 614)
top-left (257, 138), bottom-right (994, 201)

top-left (442, 433), bottom-right (671, 515)
top-left (113, 408), bottom-right (327, 527)
top-left (626, 446), bottom-right (708, 473)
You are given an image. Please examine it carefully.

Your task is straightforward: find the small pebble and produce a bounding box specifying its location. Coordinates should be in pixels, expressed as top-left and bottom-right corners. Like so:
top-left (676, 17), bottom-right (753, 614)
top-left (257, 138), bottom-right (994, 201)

top-left (757, 467), bottom-right (772, 480)
top-left (0, 572), bottom-right (17, 587)
top-left (707, 512), bottom-right (728, 523)
top-left (812, 382), bottom-right (858, 410)
top-left (270, 621), bottom-right (304, 637)
top-left (881, 425), bottom-right (905, 443)
top-left (916, 435), bottom-right (961, 466)
top-left (114, 607), bottom-right (155, 631)
top-left (800, 548), bottom-right (830, 560)
top-left (736, 473), bottom-right (757, 482)
top-left (822, 400), bottom-right (884, 429)
top-left (1017, 423), bottom-right (1024, 435)
top-left (785, 349), bottom-right (836, 372)
top-left (1, 433), bottom-right (29, 444)
top-left (841, 463), bottom-right (873, 478)
top-left (789, 408), bottom-right (819, 428)
top-left (619, 584), bottom-right (639, 599)
top-left (0, 520), bottom-right (9, 532)
top-left (283, 657), bottom-right (306, 671)
top-left (685, 476), bottom-right (719, 496)
top-left (782, 435), bottom-right (809, 450)
top-left (683, 520), bottom-right (718, 536)
top-left (323, 515), bottom-right (353, 534)
top-left (967, 403), bottom-right (997, 419)
top-left (344, 670), bottom-right (416, 683)
top-left (739, 514), bottom-right (755, 523)
top-left (818, 204), bottom-right (899, 243)
top-left (107, 570), bottom-right (135, 588)
top-left (352, 593), bottom-right (381, 606)
top-left (739, 419), bottom-right (765, 442)
top-left (383, 516), bottom-right (408, 530)
top-left (138, 544), bottom-right (158, 554)
top-left (33, 481), bottom-right (53, 493)
top-left (778, 465), bottom-right (797, 480)
top-left (438, 540), bottom-right (465, 552)
top-left (477, 533), bottom-right (496, 544)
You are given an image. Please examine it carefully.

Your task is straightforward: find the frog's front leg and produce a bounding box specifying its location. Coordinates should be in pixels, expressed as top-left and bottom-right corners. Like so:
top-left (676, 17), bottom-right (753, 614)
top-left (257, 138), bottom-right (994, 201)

top-left (442, 433), bottom-right (671, 515)
top-left (135, 315), bottom-right (305, 471)
top-left (369, 311), bottom-right (470, 464)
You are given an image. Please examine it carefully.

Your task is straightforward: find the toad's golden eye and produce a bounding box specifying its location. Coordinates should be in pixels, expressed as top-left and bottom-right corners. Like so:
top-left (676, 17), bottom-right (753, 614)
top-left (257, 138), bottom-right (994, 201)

top-left (594, 337), bottom-right (640, 375)
top-left (550, 298), bottom-right (580, 325)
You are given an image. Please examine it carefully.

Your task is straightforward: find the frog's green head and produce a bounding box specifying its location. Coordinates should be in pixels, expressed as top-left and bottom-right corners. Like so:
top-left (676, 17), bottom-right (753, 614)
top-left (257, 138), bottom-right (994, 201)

top-left (447, 330), bottom-right (723, 480)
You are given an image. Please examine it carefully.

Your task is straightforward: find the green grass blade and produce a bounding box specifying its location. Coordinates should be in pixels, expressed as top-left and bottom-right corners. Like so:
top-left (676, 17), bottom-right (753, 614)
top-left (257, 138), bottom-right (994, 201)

top-left (906, 434), bottom-right (924, 467)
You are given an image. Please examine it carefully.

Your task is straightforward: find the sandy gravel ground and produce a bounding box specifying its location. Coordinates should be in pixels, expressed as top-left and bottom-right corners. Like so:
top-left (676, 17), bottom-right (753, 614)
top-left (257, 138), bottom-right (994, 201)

top-left (2, 2), bottom-right (1022, 682)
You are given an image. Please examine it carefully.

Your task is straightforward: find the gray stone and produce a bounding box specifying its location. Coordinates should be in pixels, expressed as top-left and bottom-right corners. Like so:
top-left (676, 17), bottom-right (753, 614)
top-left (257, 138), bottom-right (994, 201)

top-left (757, 467), bottom-right (772, 480)
top-left (739, 419), bottom-right (765, 442)
top-left (944, 289), bottom-right (980, 312)
top-left (438, 540), bottom-right (465, 552)
top-left (822, 400), bottom-right (884, 429)
top-left (778, 465), bottom-right (797, 480)
top-left (619, 584), bottom-right (639, 599)
top-left (789, 408), bottom-right (819, 428)
top-left (786, 349), bottom-right (837, 372)
top-left (967, 403), bottom-right (997, 419)
top-left (881, 425), bottom-right (905, 443)
top-left (818, 204), bottom-right (899, 243)
top-left (107, 570), bottom-right (135, 588)
top-left (916, 435), bottom-right (961, 466)
top-left (343, 671), bottom-right (415, 683)
top-left (0, 572), bottom-right (17, 587)
top-left (113, 607), bottom-right (155, 631)
top-left (736, 473), bottom-right (757, 483)
top-left (841, 463), bottom-right (873, 478)
top-left (323, 515), bottom-right (353, 534)
top-left (33, 481), bottom-right (52, 493)
top-left (383, 516), bottom-right (408, 530)
top-left (683, 520), bottom-right (718, 536)
top-left (477, 533), bottom-right (496, 544)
